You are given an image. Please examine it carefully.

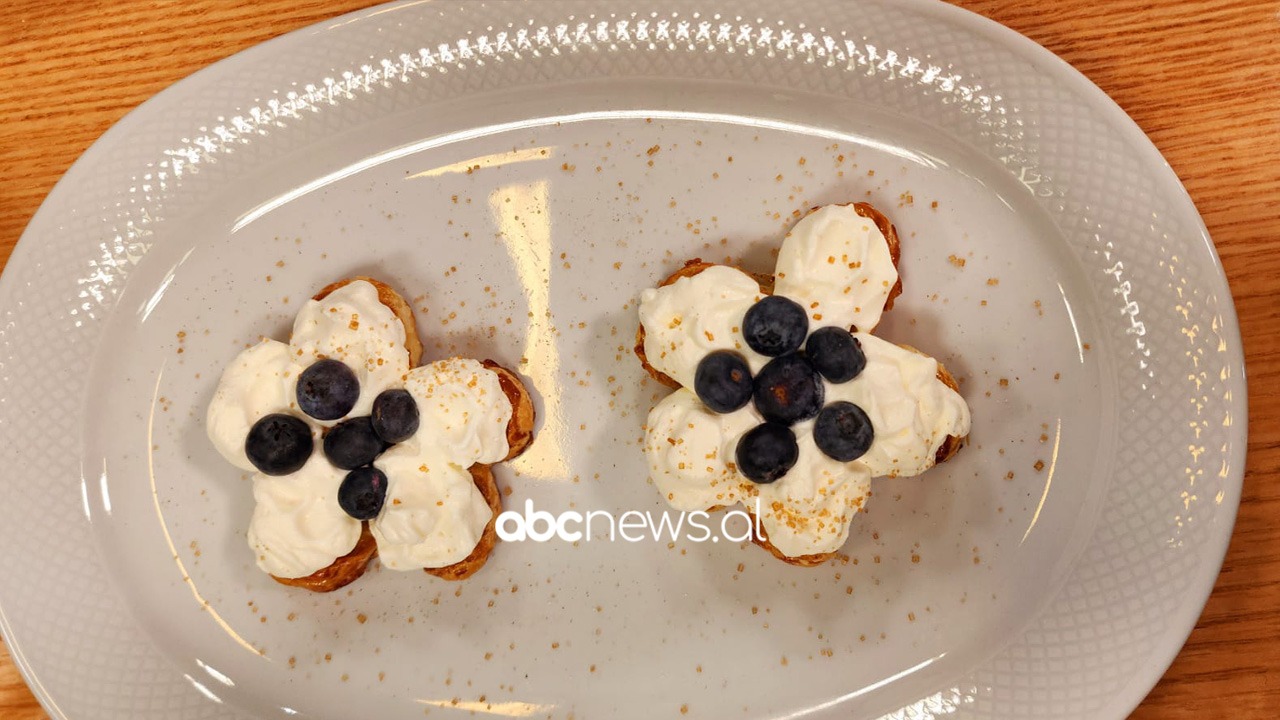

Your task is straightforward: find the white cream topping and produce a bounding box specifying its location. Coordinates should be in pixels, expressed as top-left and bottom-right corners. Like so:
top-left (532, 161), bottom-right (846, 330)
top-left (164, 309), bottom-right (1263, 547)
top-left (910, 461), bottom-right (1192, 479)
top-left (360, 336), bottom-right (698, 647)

top-left (774, 204), bottom-right (898, 333)
top-left (640, 204), bottom-right (968, 559)
top-left (206, 339), bottom-right (303, 472)
top-left (289, 280), bottom-right (410, 424)
top-left (247, 453), bottom-right (362, 578)
top-left (637, 266), bottom-right (770, 387)
top-left (371, 452), bottom-right (493, 570)
top-left (829, 333), bottom-right (971, 478)
top-left (370, 358), bottom-right (512, 570)
top-left (397, 358), bottom-right (513, 467)
top-left (752, 457), bottom-right (871, 559)
top-left (645, 389), bottom-right (758, 512)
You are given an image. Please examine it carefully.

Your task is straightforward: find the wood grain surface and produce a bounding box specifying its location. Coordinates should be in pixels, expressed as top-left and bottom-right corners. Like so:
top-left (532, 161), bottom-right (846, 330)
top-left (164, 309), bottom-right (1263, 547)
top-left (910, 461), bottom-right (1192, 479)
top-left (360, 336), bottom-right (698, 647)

top-left (1, 1), bottom-right (1277, 718)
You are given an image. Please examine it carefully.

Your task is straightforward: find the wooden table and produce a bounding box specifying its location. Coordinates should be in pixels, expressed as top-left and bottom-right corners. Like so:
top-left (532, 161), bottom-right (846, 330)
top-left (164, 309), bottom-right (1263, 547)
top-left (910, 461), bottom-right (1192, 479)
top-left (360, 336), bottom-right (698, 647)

top-left (1, 1), bottom-right (1277, 717)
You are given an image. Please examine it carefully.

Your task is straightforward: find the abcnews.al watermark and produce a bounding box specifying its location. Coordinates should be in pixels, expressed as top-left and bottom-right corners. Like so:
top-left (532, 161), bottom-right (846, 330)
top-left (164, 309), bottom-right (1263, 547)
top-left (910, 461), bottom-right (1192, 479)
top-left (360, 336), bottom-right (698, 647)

top-left (495, 498), bottom-right (765, 544)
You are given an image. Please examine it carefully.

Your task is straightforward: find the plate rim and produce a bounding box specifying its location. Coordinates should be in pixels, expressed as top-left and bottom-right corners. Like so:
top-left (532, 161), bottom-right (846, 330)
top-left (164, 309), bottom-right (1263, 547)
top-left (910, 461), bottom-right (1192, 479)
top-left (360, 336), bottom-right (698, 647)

top-left (928, 7), bottom-right (1248, 716)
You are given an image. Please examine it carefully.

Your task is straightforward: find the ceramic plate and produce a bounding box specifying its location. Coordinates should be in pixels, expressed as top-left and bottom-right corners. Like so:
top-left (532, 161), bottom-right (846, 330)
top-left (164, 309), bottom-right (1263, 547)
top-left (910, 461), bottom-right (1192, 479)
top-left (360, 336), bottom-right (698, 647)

top-left (0, 1), bottom-right (1246, 718)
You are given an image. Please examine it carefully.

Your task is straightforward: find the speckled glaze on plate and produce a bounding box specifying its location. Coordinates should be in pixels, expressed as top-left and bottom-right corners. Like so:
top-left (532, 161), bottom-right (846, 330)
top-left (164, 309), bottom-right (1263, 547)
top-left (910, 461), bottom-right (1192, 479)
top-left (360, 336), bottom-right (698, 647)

top-left (0, 1), bottom-right (1245, 719)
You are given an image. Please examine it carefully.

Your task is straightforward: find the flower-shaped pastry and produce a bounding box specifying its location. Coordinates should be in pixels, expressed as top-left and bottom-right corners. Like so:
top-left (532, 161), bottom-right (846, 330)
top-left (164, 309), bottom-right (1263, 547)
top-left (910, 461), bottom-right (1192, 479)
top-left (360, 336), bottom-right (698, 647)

top-left (636, 203), bottom-right (970, 565)
top-left (207, 277), bottom-right (534, 591)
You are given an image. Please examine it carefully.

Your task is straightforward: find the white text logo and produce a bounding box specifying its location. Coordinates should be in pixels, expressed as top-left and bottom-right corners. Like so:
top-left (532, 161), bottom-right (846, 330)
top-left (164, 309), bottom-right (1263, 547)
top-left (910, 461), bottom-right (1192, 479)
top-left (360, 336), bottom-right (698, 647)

top-left (495, 499), bottom-right (764, 544)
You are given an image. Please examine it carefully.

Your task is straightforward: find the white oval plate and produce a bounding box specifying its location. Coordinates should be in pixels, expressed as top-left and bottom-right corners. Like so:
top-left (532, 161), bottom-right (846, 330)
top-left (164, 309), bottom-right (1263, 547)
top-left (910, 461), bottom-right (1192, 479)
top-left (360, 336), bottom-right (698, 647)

top-left (0, 1), bottom-right (1246, 718)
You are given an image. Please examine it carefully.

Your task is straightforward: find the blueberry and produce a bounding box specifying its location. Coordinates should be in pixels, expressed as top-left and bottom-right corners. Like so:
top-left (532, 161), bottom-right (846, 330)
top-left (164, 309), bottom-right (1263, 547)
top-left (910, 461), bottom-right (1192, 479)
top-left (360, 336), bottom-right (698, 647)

top-left (752, 353), bottom-right (824, 425)
top-left (742, 295), bottom-right (808, 357)
top-left (371, 388), bottom-right (419, 443)
top-left (694, 350), bottom-right (754, 413)
top-left (323, 416), bottom-right (385, 470)
top-left (813, 401), bottom-right (875, 462)
top-left (296, 359), bottom-right (359, 421)
top-left (806, 327), bottom-right (866, 383)
top-left (245, 413), bottom-right (313, 476)
top-left (337, 466), bottom-right (388, 520)
top-left (735, 423), bottom-right (799, 484)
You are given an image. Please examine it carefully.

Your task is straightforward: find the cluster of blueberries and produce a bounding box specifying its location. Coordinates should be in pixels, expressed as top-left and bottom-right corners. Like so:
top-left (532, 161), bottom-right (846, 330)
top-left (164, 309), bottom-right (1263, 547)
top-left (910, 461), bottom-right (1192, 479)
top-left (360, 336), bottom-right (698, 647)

top-left (693, 295), bottom-right (875, 484)
top-left (244, 359), bottom-right (420, 521)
